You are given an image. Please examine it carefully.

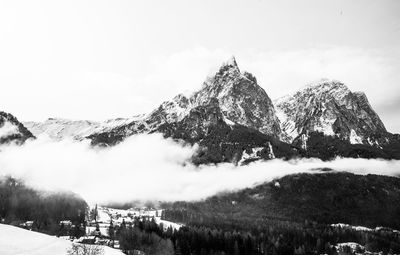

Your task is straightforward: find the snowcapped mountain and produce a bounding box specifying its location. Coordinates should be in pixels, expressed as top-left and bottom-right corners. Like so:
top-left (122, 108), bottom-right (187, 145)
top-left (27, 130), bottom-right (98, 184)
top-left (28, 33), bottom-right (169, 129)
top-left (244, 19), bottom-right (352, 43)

top-left (22, 57), bottom-right (288, 164)
top-left (87, 57), bottom-right (281, 144)
top-left (0, 111), bottom-right (34, 145)
top-left (23, 115), bottom-right (145, 140)
top-left (190, 57), bottom-right (281, 136)
top-left (275, 79), bottom-right (387, 145)
top-left (273, 79), bottom-right (400, 160)
top-left (24, 118), bottom-right (99, 140)
top-left (87, 57), bottom-right (290, 163)
top-left (19, 60), bottom-right (400, 162)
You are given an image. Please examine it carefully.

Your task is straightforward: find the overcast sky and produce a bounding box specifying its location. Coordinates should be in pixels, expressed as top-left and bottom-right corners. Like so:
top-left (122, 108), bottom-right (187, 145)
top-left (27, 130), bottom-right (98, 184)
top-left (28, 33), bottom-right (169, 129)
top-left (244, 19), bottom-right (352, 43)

top-left (0, 0), bottom-right (399, 132)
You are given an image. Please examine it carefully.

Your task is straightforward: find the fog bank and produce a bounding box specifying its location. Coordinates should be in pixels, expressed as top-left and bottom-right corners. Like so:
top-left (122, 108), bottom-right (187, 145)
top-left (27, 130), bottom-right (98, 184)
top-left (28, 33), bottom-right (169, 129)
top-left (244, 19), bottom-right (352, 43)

top-left (0, 134), bottom-right (399, 204)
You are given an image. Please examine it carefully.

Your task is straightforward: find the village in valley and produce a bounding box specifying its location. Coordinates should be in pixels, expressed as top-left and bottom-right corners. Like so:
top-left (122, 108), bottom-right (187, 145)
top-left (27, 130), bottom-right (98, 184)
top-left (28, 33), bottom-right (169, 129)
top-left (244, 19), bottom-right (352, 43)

top-left (21, 205), bottom-right (182, 253)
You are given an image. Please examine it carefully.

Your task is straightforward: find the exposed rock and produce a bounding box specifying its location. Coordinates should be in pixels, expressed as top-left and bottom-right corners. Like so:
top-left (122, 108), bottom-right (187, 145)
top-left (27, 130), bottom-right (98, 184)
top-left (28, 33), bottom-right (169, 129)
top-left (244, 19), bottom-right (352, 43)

top-left (274, 79), bottom-right (387, 145)
top-left (0, 111), bottom-right (34, 145)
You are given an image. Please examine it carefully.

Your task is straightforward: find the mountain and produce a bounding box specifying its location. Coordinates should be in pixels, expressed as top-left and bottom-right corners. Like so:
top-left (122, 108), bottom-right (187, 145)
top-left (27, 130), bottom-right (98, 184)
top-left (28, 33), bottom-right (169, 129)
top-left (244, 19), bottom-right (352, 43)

top-left (163, 171), bottom-right (400, 230)
top-left (0, 111), bottom-right (34, 145)
top-left (23, 58), bottom-right (289, 164)
top-left (161, 171), bottom-right (400, 254)
top-left (190, 57), bottom-right (281, 136)
top-left (274, 79), bottom-right (400, 159)
top-left (88, 57), bottom-right (281, 138)
top-left (23, 60), bottom-right (400, 162)
top-left (274, 79), bottom-right (387, 144)
top-left (87, 57), bottom-right (294, 164)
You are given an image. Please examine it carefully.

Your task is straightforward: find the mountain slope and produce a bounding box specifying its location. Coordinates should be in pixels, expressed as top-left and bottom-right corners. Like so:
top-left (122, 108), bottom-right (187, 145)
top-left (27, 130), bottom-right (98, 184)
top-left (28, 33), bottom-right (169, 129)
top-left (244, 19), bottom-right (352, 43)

top-left (163, 172), bottom-right (400, 230)
top-left (0, 111), bottom-right (34, 145)
top-left (23, 116), bottom-right (144, 140)
top-left (155, 98), bottom-right (297, 164)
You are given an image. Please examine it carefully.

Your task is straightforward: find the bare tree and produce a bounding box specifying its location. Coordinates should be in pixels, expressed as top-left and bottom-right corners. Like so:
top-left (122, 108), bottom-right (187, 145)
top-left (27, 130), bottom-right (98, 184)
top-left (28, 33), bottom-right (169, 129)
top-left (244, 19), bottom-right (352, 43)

top-left (67, 243), bottom-right (105, 255)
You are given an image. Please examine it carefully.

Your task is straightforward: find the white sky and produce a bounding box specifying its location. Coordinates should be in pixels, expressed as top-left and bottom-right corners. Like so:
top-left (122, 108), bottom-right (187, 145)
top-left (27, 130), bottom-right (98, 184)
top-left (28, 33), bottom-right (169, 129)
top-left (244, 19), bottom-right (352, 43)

top-left (0, 0), bottom-right (399, 132)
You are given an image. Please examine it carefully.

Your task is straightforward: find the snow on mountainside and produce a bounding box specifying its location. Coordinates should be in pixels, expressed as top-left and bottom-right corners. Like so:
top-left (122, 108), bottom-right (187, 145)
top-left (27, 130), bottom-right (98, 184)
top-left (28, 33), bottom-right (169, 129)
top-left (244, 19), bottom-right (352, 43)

top-left (23, 57), bottom-right (286, 164)
top-left (274, 79), bottom-right (387, 145)
top-left (24, 118), bottom-right (100, 139)
top-left (0, 224), bottom-right (123, 255)
top-left (83, 57), bottom-right (290, 163)
top-left (88, 57), bottom-right (281, 144)
top-left (91, 57), bottom-right (279, 136)
top-left (19, 61), bottom-right (400, 161)
top-left (23, 115), bottom-right (145, 140)
top-left (0, 111), bottom-right (34, 145)
top-left (190, 57), bottom-right (281, 136)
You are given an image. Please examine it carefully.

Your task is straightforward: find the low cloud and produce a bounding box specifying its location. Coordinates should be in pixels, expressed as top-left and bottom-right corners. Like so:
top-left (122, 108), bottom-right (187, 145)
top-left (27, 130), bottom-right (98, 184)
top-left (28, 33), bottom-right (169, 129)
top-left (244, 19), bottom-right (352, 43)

top-left (0, 134), bottom-right (399, 204)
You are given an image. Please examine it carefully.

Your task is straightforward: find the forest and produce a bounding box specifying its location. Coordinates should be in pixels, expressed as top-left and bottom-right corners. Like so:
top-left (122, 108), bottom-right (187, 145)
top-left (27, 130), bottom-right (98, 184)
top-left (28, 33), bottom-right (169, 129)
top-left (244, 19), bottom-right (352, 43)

top-left (112, 215), bottom-right (400, 255)
top-left (0, 176), bottom-right (87, 236)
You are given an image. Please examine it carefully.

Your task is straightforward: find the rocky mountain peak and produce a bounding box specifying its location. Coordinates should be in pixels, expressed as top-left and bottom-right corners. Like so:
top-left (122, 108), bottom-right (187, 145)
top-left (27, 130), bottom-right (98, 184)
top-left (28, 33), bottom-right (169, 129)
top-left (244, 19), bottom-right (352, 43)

top-left (218, 56), bottom-right (240, 74)
top-left (190, 57), bottom-right (282, 137)
top-left (299, 79), bottom-right (351, 102)
top-left (275, 79), bottom-right (388, 145)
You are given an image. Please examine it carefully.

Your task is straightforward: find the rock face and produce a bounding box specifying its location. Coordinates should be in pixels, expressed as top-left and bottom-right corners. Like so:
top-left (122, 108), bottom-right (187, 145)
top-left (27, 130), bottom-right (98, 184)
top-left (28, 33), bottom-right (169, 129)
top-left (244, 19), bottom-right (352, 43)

top-left (273, 79), bottom-right (400, 160)
top-left (190, 57), bottom-right (281, 136)
top-left (0, 111), bottom-right (34, 145)
top-left (156, 99), bottom-right (296, 164)
top-left (274, 79), bottom-right (387, 145)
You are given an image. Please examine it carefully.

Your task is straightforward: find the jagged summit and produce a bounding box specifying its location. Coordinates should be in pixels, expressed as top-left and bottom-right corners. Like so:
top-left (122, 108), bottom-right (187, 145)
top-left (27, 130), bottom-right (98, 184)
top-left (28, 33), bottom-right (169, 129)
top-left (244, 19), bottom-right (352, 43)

top-left (191, 57), bottom-right (281, 136)
top-left (30, 57), bottom-right (281, 142)
top-left (76, 57), bottom-right (285, 163)
top-left (304, 78), bottom-right (344, 88)
top-left (213, 56), bottom-right (241, 78)
top-left (288, 79), bottom-right (351, 103)
top-left (22, 60), bottom-right (400, 162)
top-left (222, 56), bottom-right (239, 69)
top-left (274, 79), bottom-right (387, 145)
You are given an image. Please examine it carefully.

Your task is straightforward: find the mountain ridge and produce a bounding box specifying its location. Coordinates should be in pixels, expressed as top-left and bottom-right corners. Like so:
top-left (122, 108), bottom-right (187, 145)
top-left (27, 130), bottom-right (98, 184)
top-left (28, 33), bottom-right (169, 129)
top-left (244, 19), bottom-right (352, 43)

top-left (11, 58), bottom-right (400, 162)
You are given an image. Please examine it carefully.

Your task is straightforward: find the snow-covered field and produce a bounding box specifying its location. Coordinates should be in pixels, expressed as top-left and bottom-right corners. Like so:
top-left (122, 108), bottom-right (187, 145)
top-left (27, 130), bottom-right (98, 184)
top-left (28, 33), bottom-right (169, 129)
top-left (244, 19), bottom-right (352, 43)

top-left (155, 217), bottom-right (183, 231)
top-left (88, 206), bottom-right (182, 236)
top-left (0, 224), bottom-right (124, 255)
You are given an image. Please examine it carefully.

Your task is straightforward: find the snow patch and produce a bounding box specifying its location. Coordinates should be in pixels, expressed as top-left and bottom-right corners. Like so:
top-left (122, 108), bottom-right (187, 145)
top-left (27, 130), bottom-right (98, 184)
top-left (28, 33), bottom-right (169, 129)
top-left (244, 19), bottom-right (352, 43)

top-left (223, 116), bottom-right (235, 126)
top-left (155, 217), bottom-right (183, 231)
top-left (0, 121), bottom-right (19, 138)
top-left (267, 142), bottom-right (275, 159)
top-left (239, 147), bottom-right (264, 164)
top-left (314, 116), bottom-right (335, 136)
top-left (349, 129), bottom-right (363, 144)
top-left (300, 133), bottom-right (308, 150)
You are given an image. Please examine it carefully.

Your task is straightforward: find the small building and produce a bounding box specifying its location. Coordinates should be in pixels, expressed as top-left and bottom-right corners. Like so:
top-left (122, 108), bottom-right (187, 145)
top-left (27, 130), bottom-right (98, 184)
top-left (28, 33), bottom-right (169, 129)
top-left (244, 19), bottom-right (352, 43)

top-left (20, 221), bottom-right (34, 229)
top-left (59, 220), bottom-right (72, 226)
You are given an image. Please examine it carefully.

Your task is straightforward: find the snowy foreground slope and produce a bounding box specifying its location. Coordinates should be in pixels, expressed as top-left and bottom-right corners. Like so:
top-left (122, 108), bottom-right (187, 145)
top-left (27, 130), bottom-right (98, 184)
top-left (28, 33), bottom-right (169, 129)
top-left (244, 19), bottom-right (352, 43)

top-left (0, 224), bottom-right (123, 255)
